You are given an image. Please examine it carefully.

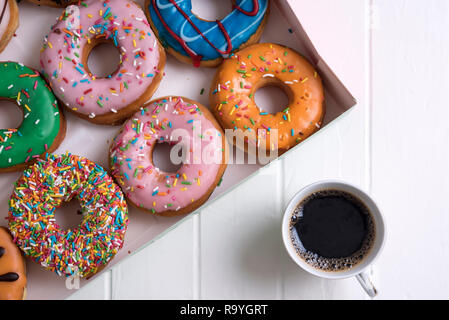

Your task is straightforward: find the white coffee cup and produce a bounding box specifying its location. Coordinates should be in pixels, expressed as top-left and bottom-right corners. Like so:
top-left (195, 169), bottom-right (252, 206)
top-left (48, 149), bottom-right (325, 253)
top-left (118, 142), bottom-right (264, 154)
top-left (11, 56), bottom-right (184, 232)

top-left (281, 180), bottom-right (386, 298)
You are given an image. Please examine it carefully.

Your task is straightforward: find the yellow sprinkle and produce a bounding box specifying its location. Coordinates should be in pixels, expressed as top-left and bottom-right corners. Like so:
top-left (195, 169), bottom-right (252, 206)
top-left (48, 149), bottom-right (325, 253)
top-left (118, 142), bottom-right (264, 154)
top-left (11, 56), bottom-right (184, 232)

top-left (218, 104), bottom-right (223, 111)
top-left (230, 106), bottom-right (236, 115)
top-left (301, 77), bottom-right (309, 84)
top-left (197, 178), bottom-right (201, 186)
top-left (24, 104), bottom-right (31, 112)
top-left (133, 39), bottom-right (137, 47)
top-left (48, 42), bottom-right (53, 49)
top-left (173, 178), bottom-right (178, 187)
top-left (87, 14), bottom-right (93, 18)
top-left (183, 173), bottom-right (187, 180)
top-left (288, 113), bottom-right (291, 122)
top-left (153, 202), bottom-right (156, 207)
top-left (314, 71), bottom-right (318, 78)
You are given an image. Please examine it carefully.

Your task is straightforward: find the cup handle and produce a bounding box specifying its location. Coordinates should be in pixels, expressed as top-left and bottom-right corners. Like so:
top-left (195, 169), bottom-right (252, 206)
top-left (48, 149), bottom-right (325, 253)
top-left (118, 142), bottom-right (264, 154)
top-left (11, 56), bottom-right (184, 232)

top-left (356, 269), bottom-right (378, 298)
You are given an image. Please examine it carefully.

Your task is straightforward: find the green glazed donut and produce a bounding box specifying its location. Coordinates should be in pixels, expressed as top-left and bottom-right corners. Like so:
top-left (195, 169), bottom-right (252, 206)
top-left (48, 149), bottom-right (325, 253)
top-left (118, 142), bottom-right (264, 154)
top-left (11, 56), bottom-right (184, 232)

top-left (0, 61), bottom-right (66, 172)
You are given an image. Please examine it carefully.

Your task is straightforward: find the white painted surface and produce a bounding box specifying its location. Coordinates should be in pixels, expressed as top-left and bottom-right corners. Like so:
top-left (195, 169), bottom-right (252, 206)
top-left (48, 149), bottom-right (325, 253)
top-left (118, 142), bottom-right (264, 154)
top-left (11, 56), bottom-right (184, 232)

top-left (370, 0), bottom-right (449, 299)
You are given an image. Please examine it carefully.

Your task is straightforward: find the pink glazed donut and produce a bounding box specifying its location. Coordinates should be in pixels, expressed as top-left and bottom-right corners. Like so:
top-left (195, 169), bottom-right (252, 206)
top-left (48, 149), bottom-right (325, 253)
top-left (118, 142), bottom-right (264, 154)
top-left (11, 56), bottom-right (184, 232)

top-left (40, 0), bottom-right (166, 125)
top-left (109, 96), bottom-right (227, 216)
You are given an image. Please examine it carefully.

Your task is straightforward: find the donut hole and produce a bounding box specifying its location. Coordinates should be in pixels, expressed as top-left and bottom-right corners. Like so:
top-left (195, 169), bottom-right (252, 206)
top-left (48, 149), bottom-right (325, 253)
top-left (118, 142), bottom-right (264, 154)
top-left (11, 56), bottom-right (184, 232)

top-left (191, 0), bottom-right (232, 21)
top-left (85, 40), bottom-right (122, 78)
top-left (254, 84), bottom-right (291, 115)
top-left (152, 142), bottom-right (185, 174)
top-left (0, 99), bottom-right (23, 129)
top-left (53, 198), bottom-right (85, 231)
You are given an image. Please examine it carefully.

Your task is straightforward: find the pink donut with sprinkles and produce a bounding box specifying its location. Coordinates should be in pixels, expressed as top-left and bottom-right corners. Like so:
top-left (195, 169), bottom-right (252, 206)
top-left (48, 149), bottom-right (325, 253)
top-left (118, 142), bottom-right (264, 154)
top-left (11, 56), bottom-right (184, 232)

top-left (40, 0), bottom-right (166, 125)
top-left (8, 153), bottom-right (129, 278)
top-left (109, 96), bottom-right (227, 216)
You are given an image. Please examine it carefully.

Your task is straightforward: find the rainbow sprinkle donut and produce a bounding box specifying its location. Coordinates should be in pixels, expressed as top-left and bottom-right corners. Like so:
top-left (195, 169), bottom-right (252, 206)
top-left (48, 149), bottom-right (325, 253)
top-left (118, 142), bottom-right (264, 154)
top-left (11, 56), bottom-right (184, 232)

top-left (8, 153), bottom-right (128, 278)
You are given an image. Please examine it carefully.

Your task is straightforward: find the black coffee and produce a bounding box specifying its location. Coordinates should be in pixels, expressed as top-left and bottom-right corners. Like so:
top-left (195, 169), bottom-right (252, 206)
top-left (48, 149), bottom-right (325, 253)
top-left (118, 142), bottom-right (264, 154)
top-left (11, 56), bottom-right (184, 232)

top-left (289, 190), bottom-right (375, 272)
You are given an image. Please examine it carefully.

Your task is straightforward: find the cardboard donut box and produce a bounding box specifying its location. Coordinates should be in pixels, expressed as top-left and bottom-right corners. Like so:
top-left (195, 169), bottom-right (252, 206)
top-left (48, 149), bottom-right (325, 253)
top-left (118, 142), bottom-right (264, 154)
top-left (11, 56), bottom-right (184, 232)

top-left (0, 0), bottom-right (356, 299)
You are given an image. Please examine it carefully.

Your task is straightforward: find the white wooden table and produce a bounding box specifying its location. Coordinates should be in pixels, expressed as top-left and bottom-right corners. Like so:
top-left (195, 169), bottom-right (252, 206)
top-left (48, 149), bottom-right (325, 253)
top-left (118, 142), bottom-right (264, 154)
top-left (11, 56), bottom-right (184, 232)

top-left (63, 0), bottom-right (448, 300)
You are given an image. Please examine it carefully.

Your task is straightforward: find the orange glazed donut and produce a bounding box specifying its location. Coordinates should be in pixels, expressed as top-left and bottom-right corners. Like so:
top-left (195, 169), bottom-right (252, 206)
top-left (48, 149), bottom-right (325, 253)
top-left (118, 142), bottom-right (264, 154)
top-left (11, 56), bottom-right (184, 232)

top-left (210, 43), bottom-right (325, 155)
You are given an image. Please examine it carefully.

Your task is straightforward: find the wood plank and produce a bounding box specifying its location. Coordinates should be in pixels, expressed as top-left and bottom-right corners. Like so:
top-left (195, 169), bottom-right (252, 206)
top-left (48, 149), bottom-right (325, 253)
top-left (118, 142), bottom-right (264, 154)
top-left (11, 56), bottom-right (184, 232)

top-left (281, 0), bottom-right (369, 299)
top-left (110, 217), bottom-right (195, 300)
top-left (371, 0), bottom-right (449, 299)
top-left (67, 271), bottom-right (111, 300)
top-left (199, 162), bottom-right (284, 299)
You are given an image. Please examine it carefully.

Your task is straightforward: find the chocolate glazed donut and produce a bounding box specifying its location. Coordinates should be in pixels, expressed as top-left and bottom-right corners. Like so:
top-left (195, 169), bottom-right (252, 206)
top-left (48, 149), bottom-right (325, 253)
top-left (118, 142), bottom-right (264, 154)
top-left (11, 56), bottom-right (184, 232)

top-left (26, 0), bottom-right (78, 8)
top-left (0, 227), bottom-right (26, 300)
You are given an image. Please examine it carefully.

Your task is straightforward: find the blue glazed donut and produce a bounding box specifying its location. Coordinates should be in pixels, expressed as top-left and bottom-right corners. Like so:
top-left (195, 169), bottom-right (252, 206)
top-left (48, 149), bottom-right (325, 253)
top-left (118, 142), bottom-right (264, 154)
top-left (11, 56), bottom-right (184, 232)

top-left (145, 0), bottom-right (269, 67)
